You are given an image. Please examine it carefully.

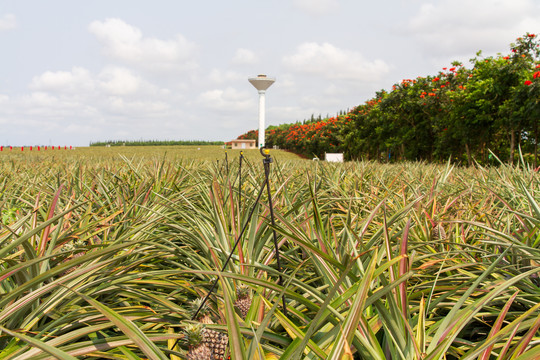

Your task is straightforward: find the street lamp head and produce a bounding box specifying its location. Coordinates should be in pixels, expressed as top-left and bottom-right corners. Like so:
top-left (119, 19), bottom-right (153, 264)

top-left (248, 74), bottom-right (275, 92)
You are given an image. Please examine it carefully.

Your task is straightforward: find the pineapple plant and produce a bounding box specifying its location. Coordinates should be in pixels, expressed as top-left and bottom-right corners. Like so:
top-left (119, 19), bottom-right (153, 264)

top-left (234, 284), bottom-right (252, 319)
top-left (184, 323), bottom-right (212, 360)
top-left (191, 298), bottom-right (229, 360)
top-left (191, 298), bottom-right (215, 325)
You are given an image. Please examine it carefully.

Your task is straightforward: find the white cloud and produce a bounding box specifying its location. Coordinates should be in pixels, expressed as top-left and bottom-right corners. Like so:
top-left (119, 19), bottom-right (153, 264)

top-left (277, 75), bottom-right (296, 90)
top-left (408, 0), bottom-right (540, 56)
top-left (323, 84), bottom-right (344, 96)
top-left (104, 97), bottom-right (170, 117)
top-left (198, 87), bottom-right (252, 112)
top-left (206, 69), bottom-right (243, 84)
top-left (27, 64), bottom-right (175, 116)
top-left (293, 0), bottom-right (339, 16)
top-left (0, 14), bottom-right (16, 31)
top-left (25, 92), bottom-right (63, 109)
top-left (98, 67), bottom-right (142, 95)
top-left (282, 42), bottom-right (391, 81)
top-left (19, 61), bottom-right (182, 138)
top-left (29, 67), bottom-right (95, 93)
top-left (232, 48), bottom-right (258, 65)
top-left (88, 18), bottom-right (199, 72)
top-left (274, 74), bottom-right (296, 95)
top-left (16, 92), bottom-right (90, 123)
top-left (64, 123), bottom-right (100, 134)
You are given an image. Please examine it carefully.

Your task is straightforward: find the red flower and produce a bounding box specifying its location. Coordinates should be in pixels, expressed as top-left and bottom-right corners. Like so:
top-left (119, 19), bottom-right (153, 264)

top-left (533, 71), bottom-right (540, 79)
top-left (432, 77), bottom-right (440, 82)
top-left (524, 80), bottom-right (533, 86)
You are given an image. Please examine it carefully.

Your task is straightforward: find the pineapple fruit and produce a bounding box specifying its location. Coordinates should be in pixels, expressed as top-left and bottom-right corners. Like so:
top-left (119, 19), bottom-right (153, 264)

top-left (184, 323), bottom-right (212, 360)
top-left (234, 284), bottom-right (252, 319)
top-left (202, 327), bottom-right (228, 360)
top-left (191, 298), bottom-right (229, 360)
top-left (432, 222), bottom-right (446, 240)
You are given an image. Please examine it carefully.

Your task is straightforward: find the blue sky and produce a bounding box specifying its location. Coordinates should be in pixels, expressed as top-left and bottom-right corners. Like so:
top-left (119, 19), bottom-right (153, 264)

top-left (0, 0), bottom-right (538, 146)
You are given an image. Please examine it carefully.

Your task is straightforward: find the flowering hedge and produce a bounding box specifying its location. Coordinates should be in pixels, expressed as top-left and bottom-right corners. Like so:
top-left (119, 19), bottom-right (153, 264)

top-left (238, 34), bottom-right (540, 165)
top-left (237, 117), bottom-right (348, 158)
top-left (267, 116), bottom-right (347, 158)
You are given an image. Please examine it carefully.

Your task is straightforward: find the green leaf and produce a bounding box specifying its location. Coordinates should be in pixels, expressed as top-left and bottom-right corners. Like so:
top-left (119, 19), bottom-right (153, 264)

top-left (69, 288), bottom-right (169, 360)
top-left (0, 325), bottom-right (79, 360)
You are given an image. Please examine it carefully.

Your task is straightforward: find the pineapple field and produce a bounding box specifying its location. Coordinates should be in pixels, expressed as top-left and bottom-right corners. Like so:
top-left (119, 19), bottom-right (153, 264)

top-left (0, 146), bottom-right (539, 359)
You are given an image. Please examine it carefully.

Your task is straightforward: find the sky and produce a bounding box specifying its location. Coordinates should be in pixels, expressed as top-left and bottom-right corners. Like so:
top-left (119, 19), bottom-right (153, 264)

top-left (0, 0), bottom-right (538, 146)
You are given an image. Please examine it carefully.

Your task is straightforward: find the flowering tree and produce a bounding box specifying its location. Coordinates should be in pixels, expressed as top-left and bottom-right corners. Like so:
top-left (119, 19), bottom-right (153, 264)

top-left (237, 129), bottom-right (259, 146)
top-left (264, 117), bottom-right (344, 158)
top-left (501, 34), bottom-right (540, 164)
top-left (237, 34), bottom-right (539, 165)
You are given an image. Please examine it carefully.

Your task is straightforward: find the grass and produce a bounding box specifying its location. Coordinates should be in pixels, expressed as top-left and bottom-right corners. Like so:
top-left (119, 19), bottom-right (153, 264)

top-left (0, 147), bottom-right (539, 359)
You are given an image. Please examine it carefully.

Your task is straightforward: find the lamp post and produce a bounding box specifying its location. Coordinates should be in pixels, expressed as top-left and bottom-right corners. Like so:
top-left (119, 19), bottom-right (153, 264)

top-left (248, 74), bottom-right (275, 148)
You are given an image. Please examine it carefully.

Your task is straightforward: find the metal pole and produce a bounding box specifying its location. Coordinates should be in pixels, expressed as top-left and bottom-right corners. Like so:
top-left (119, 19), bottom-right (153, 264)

top-left (258, 90), bottom-right (266, 148)
top-left (249, 75), bottom-right (274, 149)
top-left (225, 151), bottom-right (229, 175)
top-left (260, 147), bottom-right (287, 315)
top-left (238, 151), bottom-right (243, 210)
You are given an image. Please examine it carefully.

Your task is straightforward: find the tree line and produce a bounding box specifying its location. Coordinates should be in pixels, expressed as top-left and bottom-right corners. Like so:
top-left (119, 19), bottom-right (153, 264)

top-left (238, 34), bottom-right (540, 165)
top-left (90, 140), bottom-right (225, 147)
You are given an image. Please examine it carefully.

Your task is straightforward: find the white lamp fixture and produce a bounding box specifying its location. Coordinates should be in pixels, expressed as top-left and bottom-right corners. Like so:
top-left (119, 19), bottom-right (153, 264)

top-left (248, 74), bottom-right (275, 148)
